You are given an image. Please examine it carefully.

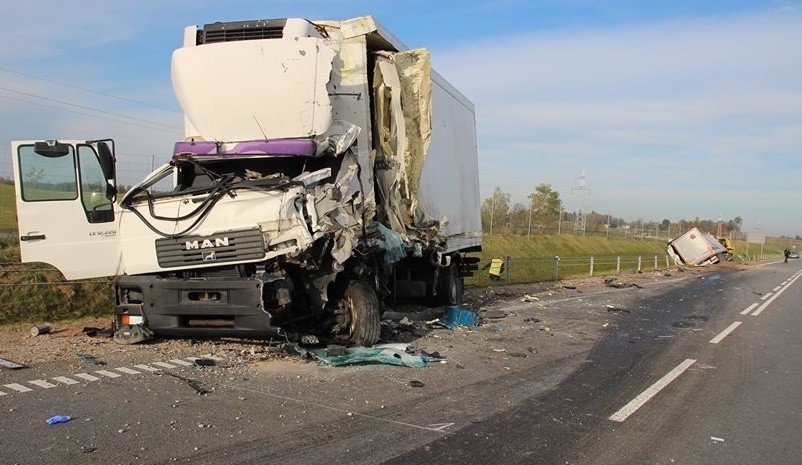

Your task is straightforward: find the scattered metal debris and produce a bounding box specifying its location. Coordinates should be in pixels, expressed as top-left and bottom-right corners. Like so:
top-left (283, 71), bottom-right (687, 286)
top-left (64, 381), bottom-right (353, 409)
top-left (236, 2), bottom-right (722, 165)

top-left (605, 304), bottom-right (630, 313)
top-left (604, 277), bottom-right (644, 289)
top-left (77, 353), bottom-right (106, 366)
top-left (0, 356), bottom-right (26, 370)
top-left (82, 326), bottom-right (114, 338)
top-left (193, 358), bottom-right (218, 367)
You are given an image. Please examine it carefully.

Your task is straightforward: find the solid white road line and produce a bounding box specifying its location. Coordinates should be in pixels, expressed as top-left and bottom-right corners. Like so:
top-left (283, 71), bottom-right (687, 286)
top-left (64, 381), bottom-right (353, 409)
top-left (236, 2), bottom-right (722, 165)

top-left (710, 322), bottom-right (742, 344)
top-left (609, 359), bottom-right (697, 423)
top-left (752, 272), bottom-right (802, 316)
top-left (740, 303), bottom-right (759, 315)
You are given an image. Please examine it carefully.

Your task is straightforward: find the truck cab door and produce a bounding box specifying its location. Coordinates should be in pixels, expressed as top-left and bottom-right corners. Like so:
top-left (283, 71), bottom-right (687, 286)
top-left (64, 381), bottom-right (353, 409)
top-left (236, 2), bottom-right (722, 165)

top-left (11, 140), bottom-right (124, 280)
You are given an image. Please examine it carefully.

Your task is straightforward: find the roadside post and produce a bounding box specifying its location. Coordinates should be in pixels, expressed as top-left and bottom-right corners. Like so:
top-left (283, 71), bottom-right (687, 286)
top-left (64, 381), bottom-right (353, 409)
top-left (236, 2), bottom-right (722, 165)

top-left (554, 255), bottom-right (561, 281)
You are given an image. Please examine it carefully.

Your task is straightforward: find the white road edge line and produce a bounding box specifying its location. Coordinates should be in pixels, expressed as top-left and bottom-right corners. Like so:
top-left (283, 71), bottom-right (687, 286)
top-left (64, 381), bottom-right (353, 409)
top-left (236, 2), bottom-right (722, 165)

top-left (609, 359), bottom-right (697, 423)
top-left (752, 272), bottom-right (802, 316)
top-left (709, 321), bottom-right (742, 344)
top-left (740, 303), bottom-right (759, 315)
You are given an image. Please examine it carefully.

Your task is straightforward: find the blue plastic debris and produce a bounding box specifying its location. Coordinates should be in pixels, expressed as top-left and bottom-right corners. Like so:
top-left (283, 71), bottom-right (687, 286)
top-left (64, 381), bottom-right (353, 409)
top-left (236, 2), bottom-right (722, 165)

top-left (46, 415), bottom-right (72, 425)
top-left (439, 306), bottom-right (480, 330)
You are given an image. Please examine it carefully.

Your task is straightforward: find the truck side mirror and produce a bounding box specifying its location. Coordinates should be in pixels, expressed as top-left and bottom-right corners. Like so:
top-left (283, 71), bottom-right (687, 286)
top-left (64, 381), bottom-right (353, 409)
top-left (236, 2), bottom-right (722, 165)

top-left (97, 142), bottom-right (116, 181)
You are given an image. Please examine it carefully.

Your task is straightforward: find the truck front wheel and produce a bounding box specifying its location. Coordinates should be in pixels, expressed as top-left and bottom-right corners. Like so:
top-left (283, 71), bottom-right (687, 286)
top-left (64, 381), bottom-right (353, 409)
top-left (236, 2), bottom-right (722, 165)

top-left (331, 280), bottom-right (381, 346)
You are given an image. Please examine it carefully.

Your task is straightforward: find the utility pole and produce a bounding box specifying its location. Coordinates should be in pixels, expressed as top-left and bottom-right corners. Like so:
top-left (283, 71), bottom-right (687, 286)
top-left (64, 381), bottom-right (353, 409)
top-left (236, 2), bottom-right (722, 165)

top-left (572, 170), bottom-right (590, 236)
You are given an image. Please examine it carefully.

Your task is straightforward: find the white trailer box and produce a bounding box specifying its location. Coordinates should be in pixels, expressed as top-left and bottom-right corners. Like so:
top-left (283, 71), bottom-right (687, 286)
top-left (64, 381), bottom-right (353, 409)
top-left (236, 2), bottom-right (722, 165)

top-left (667, 227), bottom-right (728, 266)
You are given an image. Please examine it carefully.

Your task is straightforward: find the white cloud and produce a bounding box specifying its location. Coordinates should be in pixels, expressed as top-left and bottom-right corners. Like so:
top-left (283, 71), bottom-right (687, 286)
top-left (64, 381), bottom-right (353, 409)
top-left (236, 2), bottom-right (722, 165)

top-left (434, 9), bottom-right (802, 234)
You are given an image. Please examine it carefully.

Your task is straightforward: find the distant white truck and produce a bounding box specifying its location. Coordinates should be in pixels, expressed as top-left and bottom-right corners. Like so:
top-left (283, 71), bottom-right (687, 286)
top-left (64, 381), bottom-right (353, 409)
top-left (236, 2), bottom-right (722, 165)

top-left (10, 16), bottom-right (481, 345)
top-left (667, 227), bottom-right (729, 266)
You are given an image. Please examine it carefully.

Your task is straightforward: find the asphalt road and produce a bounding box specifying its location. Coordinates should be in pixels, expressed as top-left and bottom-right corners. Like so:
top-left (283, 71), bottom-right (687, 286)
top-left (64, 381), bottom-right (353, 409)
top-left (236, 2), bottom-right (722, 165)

top-left (1, 261), bottom-right (799, 464)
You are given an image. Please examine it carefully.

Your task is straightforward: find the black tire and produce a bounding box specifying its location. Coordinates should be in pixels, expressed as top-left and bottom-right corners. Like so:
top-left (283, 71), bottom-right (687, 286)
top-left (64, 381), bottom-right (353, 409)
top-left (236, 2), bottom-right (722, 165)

top-left (438, 260), bottom-right (464, 306)
top-left (332, 280), bottom-right (381, 346)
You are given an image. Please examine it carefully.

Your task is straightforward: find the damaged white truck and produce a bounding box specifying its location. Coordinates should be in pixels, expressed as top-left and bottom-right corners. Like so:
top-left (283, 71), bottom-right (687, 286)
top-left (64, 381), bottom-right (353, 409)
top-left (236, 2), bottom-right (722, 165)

top-left (10, 16), bottom-right (481, 346)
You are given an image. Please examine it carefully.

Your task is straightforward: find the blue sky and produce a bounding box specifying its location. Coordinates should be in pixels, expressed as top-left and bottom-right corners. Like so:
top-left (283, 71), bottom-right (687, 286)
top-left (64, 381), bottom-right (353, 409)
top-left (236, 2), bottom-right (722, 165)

top-left (0, 1), bottom-right (800, 236)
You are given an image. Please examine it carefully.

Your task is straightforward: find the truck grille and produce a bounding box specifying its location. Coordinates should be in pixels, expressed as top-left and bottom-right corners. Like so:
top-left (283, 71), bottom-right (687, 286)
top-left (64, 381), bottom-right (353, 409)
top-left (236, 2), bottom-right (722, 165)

top-left (155, 228), bottom-right (265, 268)
top-left (199, 19), bottom-right (287, 44)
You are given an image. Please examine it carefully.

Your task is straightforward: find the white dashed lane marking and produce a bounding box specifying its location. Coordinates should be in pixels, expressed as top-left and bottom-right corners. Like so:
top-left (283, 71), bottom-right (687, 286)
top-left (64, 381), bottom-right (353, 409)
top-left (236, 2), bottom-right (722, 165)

top-left (52, 376), bottom-right (80, 386)
top-left (73, 373), bottom-right (100, 382)
top-left (28, 380), bottom-right (57, 389)
top-left (1, 358), bottom-right (200, 399)
top-left (169, 359), bottom-right (194, 367)
top-left (134, 364), bottom-right (161, 372)
top-left (115, 367), bottom-right (141, 375)
top-left (4, 383), bottom-right (33, 393)
top-left (152, 362), bottom-right (177, 369)
top-left (740, 303), bottom-right (759, 315)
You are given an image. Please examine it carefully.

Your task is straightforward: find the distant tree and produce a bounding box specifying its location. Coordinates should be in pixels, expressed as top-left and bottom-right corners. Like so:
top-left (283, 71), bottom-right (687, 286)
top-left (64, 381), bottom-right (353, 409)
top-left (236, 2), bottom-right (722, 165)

top-left (481, 187), bottom-right (510, 233)
top-left (527, 183), bottom-right (561, 230)
top-left (727, 216), bottom-right (743, 233)
top-left (509, 202), bottom-right (528, 233)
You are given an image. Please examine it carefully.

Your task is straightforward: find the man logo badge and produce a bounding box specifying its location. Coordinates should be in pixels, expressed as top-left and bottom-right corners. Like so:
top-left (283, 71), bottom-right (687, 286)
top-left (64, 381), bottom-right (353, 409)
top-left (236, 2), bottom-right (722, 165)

top-left (202, 250), bottom-right (217, 261)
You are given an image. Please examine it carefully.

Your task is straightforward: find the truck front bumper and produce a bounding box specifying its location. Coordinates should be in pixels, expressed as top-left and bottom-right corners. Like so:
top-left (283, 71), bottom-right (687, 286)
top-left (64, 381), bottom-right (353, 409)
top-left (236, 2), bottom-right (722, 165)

top-left (115, 275), bottom-right (278, 338)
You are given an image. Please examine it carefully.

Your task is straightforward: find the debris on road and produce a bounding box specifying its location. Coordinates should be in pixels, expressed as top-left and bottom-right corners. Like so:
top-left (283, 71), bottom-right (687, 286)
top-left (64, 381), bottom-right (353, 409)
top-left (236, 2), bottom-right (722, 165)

top-left (162, 372), bottom-right (209, 395)
top-left (480, 308), bottom-right (509, 319)
top-left (46, 415), bottom-right (72, 425)
top-left (605, 304), bottom-right (630, 313)
top-left (439, 306), bottom-right (480, 330)
top-left (0, 356), bottom-right (26, 370)
top-left (193, 357), bottom-right (218, 367)
top-left (30, 323), bottom-right (52, 336)
top-left (521, 294), bottom-right (539, 302)
top-left (604, 277), bottom-right (644, 289)
top-left (77, 353), bottom-right (106, 366)
top-left (82, 325), bottom-right (114, 338)
top-left (710, 436), bottom-right (725, 443)
top-left (311, 344), bottom-right (427, 368)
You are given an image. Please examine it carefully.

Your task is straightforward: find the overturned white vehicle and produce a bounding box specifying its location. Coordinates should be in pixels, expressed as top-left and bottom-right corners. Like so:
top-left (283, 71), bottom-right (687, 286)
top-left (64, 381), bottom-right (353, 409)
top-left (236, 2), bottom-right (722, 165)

top-left (11, 17), bottom-right (481, 345)
top-left (667, 227), bottom-right (730, 266)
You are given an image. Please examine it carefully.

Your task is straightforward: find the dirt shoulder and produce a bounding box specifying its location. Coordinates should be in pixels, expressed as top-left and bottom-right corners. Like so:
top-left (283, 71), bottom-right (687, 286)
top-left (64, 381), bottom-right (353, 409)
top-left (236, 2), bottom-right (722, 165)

top-left (0, 263), bottom-right (742, 369)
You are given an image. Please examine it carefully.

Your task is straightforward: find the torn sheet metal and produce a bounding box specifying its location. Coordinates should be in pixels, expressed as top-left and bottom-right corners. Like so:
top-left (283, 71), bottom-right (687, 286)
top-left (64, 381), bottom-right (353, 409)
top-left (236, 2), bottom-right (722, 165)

top-left (373, 49), bottom-right (440, 246)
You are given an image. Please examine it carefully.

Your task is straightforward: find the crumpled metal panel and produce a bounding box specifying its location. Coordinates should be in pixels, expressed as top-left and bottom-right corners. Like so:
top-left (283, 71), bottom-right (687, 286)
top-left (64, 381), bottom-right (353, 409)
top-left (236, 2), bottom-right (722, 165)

top-left (373, 49), bottom-right (436, 244)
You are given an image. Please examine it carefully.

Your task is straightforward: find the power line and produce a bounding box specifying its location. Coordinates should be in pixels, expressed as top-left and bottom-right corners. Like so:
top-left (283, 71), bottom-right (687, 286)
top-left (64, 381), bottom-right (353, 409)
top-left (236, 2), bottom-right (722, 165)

top-left (0, 88), bottom-right (182, 133)
top-left (0, 66), bottom-right (181, 114)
